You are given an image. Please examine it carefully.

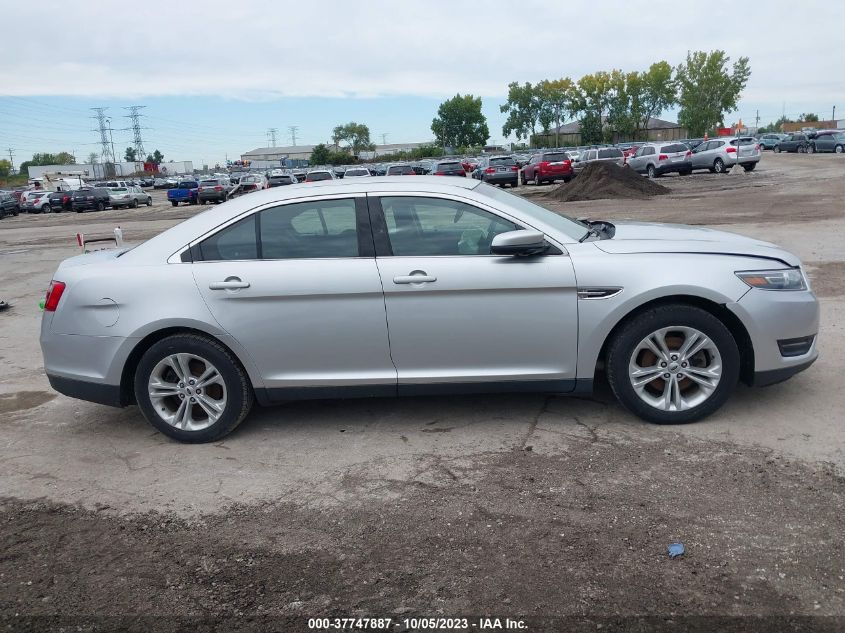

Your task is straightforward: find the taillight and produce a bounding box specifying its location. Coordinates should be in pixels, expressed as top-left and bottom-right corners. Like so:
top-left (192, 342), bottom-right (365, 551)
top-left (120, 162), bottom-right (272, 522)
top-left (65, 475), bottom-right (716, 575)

top-left (685, 151), bottom-right (692, 158)
top-left (563, 159), bottom-right (572, 168)
top-left (726, 146), bottom-right (737, 153)
top-left (539, 161), bottom-right (550, 172)
top-left (214, 186), bottom-right (223, 191)
top-left (755, 144), bottom-right (761, 151)
top-left (44, 281), bottom-right (66, 312)
top-left (658, 154), bottom-right (668, 161)
top-left (484, 167), bottom-right (495, 174)
top-left (510, 166), bottom-right (518, 171)
top-left (197, 187), bottom-right (204, 192)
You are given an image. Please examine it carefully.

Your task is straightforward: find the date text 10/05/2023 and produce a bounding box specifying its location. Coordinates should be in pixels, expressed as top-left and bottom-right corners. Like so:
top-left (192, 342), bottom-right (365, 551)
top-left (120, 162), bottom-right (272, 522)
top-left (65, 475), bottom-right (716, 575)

top-left (307, 617), bottom-right (528, 630)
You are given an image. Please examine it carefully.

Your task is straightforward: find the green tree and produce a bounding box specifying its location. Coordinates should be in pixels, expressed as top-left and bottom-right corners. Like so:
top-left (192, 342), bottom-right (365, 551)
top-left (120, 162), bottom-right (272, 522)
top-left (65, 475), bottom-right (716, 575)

top-left (577, 71), bottom-right (614, 143)
top-left (799, 112), bottom-right (819, 122)
top-left (675, 50), bottom-right (751, 137)
top-left (309, 143), bottom-right (332, 165)
top-left (55, 152), bottom-right (76, 164)
top-left (124, 147), bottom-right (137, 162)
top-left (537, 78), bottom-right (577, 146)
top-left (580, 111), bottom-right (604, 145)
top-left (0, 159), bottom-right (11, 177)
top-left (87, 152), bottom-right (99, 165)
top-left (605, 69), bottom-right (637, 141)
top-left (145, 150), bottom-right (165, 165)
top-left (500, 82), bottom-right (543, 142)
top-left (432, 94), bottom-right (489, 148)
top-left (626, 61), bottom-right (676, 139)
top-left (331, 122), bottom-right (375, 154)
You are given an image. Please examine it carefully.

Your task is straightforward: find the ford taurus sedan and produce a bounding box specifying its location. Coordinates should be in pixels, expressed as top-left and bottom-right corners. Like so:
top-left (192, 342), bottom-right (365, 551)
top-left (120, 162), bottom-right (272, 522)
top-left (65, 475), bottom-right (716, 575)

top-left (40, 177), bottom-right (819, 442)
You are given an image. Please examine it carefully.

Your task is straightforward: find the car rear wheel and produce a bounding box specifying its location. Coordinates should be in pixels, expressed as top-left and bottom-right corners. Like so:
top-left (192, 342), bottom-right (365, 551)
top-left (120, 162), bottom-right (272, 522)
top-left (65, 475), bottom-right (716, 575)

top-left (146, 197), bottom-right (152, 206)
top-left (835, 145), bottom-right (843, 154)
top-left (134, 334), bottom-right (254, 443)
top-left (96, 202), bottom-right (104, 211)
top-left (713, 158), bottom-right (725, 174)
top-left (606, 304), bottom-right (740, 424)
top-left (647, 164), bottom-right (656, 179)
top-left (743, 163), bottom-right (757, 172)
top-left (132, 199), bottom-right (139, 208)
top-left (773, 145), bottom-right (781, 153)
top-left (807, 144), bottom-right (815, 154)
top-left (171, 201), bottom-right (178, 207)
top-left (535, 173), bottom-right (543, 185)
top-left (797, 145), bottom-right (805, 154)
top-left (42, 204), bottom-right (52, 214)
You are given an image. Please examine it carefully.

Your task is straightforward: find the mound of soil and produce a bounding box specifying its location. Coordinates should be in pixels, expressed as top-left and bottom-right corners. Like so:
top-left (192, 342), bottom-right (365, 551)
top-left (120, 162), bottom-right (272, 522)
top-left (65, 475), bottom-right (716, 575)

top-left (550, 161), bottom-right (669, 202)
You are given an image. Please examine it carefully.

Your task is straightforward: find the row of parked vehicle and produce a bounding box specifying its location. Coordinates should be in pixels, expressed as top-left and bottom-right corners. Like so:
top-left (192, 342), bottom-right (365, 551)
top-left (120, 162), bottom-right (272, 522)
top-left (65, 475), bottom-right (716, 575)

top-left (758, 130), bottom-right (845, 154)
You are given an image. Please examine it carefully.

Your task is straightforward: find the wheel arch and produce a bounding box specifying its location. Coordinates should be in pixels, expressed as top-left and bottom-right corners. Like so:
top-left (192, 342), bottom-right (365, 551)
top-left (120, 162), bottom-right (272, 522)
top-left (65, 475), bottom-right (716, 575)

top-left (119, 325), bottom-right (257, 405)
top-left (593, 294), bottom-right (755, 386)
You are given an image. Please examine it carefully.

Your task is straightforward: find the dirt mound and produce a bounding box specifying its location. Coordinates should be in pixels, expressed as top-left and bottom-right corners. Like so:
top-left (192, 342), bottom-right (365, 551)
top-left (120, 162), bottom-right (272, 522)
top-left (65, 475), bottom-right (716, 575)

top-left (550, 161), bottom-right (669, 202)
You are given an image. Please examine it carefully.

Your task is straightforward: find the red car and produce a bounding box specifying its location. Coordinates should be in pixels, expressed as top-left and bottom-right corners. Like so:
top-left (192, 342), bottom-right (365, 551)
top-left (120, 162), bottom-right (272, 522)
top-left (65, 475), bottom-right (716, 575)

top-left (522, 151), bottom-right (573, 185)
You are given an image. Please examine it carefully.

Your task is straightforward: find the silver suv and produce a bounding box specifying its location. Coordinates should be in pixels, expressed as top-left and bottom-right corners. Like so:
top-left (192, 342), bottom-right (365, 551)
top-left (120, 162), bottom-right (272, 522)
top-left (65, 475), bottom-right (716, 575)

top-left (573, 147), bottom-right (625, 174)
top-left (40, 177), bottom-right (818, 442)
top-left (626, 142), bottom-right (692, 178)
top-left (690, 136), bottom-right (761, 173)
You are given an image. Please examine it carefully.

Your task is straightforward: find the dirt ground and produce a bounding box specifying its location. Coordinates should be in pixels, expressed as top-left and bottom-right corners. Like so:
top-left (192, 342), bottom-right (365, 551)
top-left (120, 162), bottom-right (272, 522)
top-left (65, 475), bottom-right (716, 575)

top-left (0, 152), bottom-right (843, 631)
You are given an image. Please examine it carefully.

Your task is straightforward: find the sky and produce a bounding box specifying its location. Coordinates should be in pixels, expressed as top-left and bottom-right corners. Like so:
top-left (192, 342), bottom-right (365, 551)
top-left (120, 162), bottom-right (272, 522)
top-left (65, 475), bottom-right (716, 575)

top-left (1, 0), bottom-right (843, 167)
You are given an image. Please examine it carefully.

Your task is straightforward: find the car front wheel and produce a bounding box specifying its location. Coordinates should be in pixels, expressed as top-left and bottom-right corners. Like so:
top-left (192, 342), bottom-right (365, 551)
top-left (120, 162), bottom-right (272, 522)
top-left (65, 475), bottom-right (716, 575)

top-left (134, 334), bottom-right (254, 443)
top-left (606, 304), bottom-right (740, 424)
top-left (835, 145), bottom-right (843, 154)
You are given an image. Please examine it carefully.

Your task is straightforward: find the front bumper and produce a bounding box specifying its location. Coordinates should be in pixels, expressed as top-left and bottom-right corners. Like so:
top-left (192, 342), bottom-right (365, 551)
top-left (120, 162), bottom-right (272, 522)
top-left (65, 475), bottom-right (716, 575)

top-left (727, 286), bottom-right (819, 385)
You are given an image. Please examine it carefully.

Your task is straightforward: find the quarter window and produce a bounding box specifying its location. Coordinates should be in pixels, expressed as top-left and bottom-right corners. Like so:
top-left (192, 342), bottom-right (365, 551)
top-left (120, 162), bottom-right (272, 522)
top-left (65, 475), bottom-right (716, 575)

top-left (380, 196), bottom-right (518, 256)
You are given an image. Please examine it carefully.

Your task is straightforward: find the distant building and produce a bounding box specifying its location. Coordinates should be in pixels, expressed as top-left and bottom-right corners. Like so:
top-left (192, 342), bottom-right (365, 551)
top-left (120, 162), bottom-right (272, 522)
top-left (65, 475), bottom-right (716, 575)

top-left (241, 142), bottom-right (430, 165)
top-left (533, 117), bottom-right (688, 147)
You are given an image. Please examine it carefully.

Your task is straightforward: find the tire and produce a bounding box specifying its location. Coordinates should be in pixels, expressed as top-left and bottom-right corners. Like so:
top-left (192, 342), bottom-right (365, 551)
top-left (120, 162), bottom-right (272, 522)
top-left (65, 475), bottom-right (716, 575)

top-left (743, 163), bottom-right (757, 172)
top-left (680, 168), bottom-right (692, 176)
top-left (535, 174), bottom-right (543, 186)
top-left (132, 199), bottom-right (139, 208)
top-left (647, 164), bottom-right (656, 179)
top-left (200, 199), bottom-right (206, 205)
top-left (42, 204), bottom-right (51, 214)
top-left (171, 201), bottom-right (178, 207)
top-left (146, 197), bottom-right (152, 206)
top-left (133, 333), bottom-right (254, 443)
top-left (96, 201), bottom-right (104, 211)
top-left (222, 193), bottom-right (228, 202)
top-left (713, 158), bottom-right (725, 174)
top-left (606, 304), bottom-right (740, 425)
top-left (836, 145), bottom-right (843, 154)
top-left (563, 177), bottom-right (571, 183)
top-left (773, 145), bottom-right (781, 153)
top-left (807, 144), bottom-right (815, 154)
top-left (797, 145), bottom-right (805, 154)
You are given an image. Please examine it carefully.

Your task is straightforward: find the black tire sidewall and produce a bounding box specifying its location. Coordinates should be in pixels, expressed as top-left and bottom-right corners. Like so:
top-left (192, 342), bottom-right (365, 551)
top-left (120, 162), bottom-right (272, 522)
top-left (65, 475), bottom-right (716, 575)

top-left (606, 305), bottom-right (740, 425)
top-left (134, 334), bottom-right (253, 443)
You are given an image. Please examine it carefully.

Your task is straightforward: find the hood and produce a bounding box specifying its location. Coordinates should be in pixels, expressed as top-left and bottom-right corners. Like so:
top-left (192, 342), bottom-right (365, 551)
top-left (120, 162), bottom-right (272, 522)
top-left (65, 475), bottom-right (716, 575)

top-left (594, 221), bottom-right (800, 267)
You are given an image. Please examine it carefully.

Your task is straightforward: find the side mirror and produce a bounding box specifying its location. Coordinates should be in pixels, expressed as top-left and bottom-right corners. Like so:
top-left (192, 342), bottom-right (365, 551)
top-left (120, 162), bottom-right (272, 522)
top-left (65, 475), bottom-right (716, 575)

top-left (491, 230), bottom-right (548, 256)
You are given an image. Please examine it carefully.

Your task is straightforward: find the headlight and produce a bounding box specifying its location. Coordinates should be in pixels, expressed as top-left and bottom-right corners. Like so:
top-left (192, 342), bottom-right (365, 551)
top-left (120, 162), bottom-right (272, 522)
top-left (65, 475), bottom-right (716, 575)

top-left (736, 267), bottom-right (807, 291)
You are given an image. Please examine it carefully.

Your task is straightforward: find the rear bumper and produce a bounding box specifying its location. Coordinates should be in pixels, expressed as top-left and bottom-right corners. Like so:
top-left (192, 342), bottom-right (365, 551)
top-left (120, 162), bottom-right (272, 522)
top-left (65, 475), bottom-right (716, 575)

top-left (482, 173), bottom-right (518, 185)
top-left (655, 161), bottom-right (691, 174)
top-left (198, 192), bottom-right (226, 200)
top-left (47, 373), bottom-right (123, 407)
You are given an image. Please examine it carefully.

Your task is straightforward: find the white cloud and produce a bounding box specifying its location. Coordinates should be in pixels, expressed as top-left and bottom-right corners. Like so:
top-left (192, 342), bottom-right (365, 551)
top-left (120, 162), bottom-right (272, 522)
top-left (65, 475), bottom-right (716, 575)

top-left (1, 0), bottom-right (842, 111)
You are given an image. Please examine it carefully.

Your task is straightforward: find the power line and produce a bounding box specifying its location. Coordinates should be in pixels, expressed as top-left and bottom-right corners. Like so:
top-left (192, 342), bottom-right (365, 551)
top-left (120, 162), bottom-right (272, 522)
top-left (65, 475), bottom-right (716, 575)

top-left (90, 107), bottom-right (114, 164)
top-left (288, 125), bottom-right (299, 146)
top-left (123, 105), bottom-right (147, 160)
top-left (267, 127), bottom-right (278, 147)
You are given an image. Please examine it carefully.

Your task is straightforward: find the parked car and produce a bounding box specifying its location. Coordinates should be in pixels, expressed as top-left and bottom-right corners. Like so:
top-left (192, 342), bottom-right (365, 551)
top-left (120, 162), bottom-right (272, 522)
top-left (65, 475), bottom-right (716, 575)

top-left (0, 191), bottom-right (19, 217)
top-left (758, 133), bottom-right (788, 150)
top-left (167, 180), bottom-right (200, 207)
top-left (267, 174), bottom-right (298, 187)
top-left (522, 151), bottom-right (574, 185)
top-left (343, 168), bottom-right (371, 178)
top-left (573, 147), bottom-right (625, 174)
top-left (690, 137), bottom-right (761, 173)
top-left (71, 187), bottom-right (111, 212)
top-left (198, 179), bottom-right (232, 203)
top-left (20, 190), bottom-right (54, 213)
top-left (47, 191), bottom-right (73, 212)
top-left (332, 166), bottom-right (346, 179)
top-left (153, 178), bottom-right (173, 189)
top-left (626, 142), bottom-right (693, 178)
top-left (40, 176), bottom-right (819, 442)
top-left (808, 131), bottom-right (845, 154)
top-left (385, 163), bottom-right (416, 176)
top-left (237, 174), bottom-right (268, 193)
top-left (109, 186), bottom-right (152, 209)
top-left (430, 160), bottom-right (466, 177)
top-left (304, 169), bottom-right (335, 182)
top-left (678, 138), bottom-right (705, 150)
top-left (773, 133), bottom-right (809, 153)
top-left (471, 155), bottom-right (520, 187)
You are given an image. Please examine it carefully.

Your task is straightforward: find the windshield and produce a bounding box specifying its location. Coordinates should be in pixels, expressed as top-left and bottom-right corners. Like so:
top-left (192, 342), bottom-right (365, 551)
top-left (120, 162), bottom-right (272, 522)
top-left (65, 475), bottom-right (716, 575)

top-left (475, 182), bottom-right (586, 241)
top-left (307, 172), bottom-right (332, 181)
top-left (543, 153), bottom-right (569, 162)
top-left (178, 181), bottom-right (199, 188)
top-left (489, 156), bottom-right (516, 166)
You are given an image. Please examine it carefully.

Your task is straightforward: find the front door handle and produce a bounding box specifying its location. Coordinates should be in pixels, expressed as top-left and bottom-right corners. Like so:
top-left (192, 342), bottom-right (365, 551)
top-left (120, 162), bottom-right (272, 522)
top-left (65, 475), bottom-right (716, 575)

top-left (393, 271), bottom-right (437, 285)
top-left (209, 278), bottom-right (250, 290)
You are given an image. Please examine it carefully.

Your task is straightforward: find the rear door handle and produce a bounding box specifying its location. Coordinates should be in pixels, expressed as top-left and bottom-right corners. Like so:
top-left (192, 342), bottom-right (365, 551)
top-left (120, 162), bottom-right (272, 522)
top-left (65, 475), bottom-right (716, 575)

top-left (209, 278), bottom-right (250, 290)
top-left (393, 271), bottom-right (437, 284)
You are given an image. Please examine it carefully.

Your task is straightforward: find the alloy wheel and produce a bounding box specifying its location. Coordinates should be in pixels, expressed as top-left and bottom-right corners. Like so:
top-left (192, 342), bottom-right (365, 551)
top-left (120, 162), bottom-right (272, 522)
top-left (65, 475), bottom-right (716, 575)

top-left (628, 326), bottom-right (722, 412)
top-left (147, 353), bottom-right (228, 431)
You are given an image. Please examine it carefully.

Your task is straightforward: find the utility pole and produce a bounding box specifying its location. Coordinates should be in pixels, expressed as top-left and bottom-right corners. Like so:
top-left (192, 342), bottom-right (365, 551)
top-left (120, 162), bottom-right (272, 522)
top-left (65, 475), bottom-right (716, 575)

top-left (7, 148), bottom-right (15, 174)
top-left (833, 105), bottom-right (837, 122)
top-left (106, 118), bottom-right (118, 176)
top-left (755, 109), bottom-right (760, 132)
top-left (380, 133), bottom-right (388, 146)
top-left (267, 128), bottom-right (278, 147)
top-left (91, 107), bottom-right (114, 166)
top-left (288, 126), bottom-right (299, 147)
top-left (122, 105), bottom-right (147, 161)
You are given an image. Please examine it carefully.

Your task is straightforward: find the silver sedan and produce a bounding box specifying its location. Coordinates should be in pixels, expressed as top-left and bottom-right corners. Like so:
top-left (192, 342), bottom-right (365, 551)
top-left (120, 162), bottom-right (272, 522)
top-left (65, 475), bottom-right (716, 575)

top-left (40, 177), bottom-right (819, 442)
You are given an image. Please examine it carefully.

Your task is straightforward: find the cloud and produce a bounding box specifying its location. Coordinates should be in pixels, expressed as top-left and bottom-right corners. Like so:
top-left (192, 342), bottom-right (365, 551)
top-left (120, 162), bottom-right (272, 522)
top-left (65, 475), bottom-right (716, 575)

top-left (1, 0), bottom-right (842, 109)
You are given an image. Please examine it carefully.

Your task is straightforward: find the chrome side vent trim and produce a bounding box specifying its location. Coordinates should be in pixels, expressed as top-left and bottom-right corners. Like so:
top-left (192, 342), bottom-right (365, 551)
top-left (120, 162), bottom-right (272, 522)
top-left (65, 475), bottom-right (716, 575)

top-left (577, 287), bottom-right (623, 300)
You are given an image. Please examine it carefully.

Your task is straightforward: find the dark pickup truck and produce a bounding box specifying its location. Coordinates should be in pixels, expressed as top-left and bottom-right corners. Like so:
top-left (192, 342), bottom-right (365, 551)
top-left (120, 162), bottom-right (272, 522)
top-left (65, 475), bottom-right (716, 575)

top-left (166, 180), bottom-right (199, 206)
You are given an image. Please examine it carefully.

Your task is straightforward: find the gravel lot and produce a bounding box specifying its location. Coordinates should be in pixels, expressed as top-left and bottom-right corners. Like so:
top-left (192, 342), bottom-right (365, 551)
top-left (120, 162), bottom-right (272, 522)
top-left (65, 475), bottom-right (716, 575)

top-left (0, 153), bottom-right (843, 631)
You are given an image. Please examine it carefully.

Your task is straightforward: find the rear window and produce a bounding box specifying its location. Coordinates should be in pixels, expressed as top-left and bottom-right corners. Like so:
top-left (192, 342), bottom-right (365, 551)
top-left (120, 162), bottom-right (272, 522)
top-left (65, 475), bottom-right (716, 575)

top-left (489, 156), bottom-right (516, 166)
top-left (731, 138), bottom-right (757, 146)
top-left (542, 152), bottom-right (569, 162)
top-left (178, 181), bottom-right (199, 188)
top-left (598, 148), bottom-right (623, 159)
top-left (661, 144), bottom-right (689, 153)
top-left (110, 187), bottom-right (128, 192)
top-left (200, 179), bottom-right (219, 186)
top-left (345, 169), bottom-right (368, 176)
top-left (387, 165), bottom-right (414, 175)
top-left (307, 172), bottom-right (333, 181)
top-left (436, 162), bottom-right (462, 170)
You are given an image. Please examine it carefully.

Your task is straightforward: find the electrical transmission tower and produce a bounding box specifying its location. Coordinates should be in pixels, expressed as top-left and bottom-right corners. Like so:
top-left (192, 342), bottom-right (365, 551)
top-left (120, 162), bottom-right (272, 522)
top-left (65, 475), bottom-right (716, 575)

top-left (267, 128), bottom-right (278, 147)
top-left (91, 107), bottom-right (114, 163)
top-left (6, 148), bottom-right (15, 174)
top-left (123, 105), bottom-right (147, 159)
top-left (288, 126), bottom-right (299, 146)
